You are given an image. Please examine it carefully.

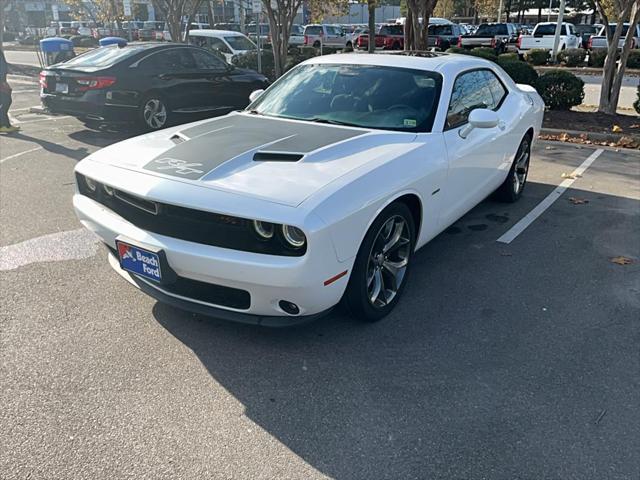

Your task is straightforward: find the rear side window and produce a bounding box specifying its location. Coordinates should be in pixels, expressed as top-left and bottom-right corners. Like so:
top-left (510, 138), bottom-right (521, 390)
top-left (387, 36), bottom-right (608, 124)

top-left (446, 70), bottom-right (500, 129)
top-left (191, 48), bottom-right (227, 69)
top-left (142, 48), bottom-right (196, 71)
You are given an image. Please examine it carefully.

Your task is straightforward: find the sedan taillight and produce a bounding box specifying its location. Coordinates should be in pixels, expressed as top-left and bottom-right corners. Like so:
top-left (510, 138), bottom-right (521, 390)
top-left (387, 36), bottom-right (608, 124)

top-left (76, 76), bottom-right (117, 91)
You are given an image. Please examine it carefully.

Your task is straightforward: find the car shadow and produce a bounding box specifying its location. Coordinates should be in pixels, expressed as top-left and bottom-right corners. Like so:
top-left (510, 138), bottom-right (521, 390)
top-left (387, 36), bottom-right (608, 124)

top-left (67, 127), bottom-right (140, 148)
top-left (11, 132), bottom-right (90, 161)
top-left (146, 178), bottom-right (640, 478)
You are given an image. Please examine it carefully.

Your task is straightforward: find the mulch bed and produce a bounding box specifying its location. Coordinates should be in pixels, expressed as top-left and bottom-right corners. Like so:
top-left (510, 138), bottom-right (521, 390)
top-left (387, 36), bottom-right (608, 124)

top-left (543, 110), bottom-right (639, 135)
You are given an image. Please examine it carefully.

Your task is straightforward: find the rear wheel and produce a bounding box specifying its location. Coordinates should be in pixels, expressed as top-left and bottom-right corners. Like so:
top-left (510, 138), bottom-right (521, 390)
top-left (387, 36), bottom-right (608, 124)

top-left (139, 94), bottom-right (170, 131)
top-left (344, 202), bottom-right (416, 322)
top-left (496, 135), bottom-right (531, 202)
top-left (313, 40), bottom-right (321, 48)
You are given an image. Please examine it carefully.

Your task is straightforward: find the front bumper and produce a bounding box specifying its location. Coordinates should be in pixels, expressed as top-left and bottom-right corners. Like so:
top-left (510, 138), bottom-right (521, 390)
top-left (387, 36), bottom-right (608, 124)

top-left (74, 193), bottom-right (352, 320)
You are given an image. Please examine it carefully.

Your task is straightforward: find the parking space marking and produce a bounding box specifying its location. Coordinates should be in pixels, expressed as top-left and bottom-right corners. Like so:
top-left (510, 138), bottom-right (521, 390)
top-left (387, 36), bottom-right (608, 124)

top-left (0, 146), bottom-right (43, 164)
top-left (0, 228), bottom-right (100, 271)
top-left (497, 148), bottom-right (605, 244)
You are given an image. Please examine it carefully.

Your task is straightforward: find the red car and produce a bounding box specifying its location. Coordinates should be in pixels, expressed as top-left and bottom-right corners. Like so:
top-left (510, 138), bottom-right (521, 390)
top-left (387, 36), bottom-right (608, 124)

top-left (356, 24), bottom-right (404, 50)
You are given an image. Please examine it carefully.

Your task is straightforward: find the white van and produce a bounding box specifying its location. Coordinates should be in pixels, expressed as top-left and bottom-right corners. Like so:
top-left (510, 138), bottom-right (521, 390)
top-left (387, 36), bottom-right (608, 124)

top-left (187, 30), bottom-right (256, 63)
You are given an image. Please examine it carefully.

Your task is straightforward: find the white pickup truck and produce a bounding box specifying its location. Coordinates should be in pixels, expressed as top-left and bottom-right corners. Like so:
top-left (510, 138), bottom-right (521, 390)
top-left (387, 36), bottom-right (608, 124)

top-left (517, 22), bottom-right (581, 54)
top-left (588, 23), bottom-right (640, 51)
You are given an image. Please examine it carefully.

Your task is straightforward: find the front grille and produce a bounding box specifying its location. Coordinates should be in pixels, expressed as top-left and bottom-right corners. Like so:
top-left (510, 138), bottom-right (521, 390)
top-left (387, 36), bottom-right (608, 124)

top-left (77, 173), bottom-right (306, 256)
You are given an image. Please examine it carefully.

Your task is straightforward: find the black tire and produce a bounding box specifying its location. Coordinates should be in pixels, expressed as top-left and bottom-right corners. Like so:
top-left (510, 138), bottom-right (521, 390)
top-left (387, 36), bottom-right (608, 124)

top-left (343, 202), bottom-right (416, 322)
top-left (138, 93), bottom-right (171, 131)
top-left (495, 134), bottom-right (531, 203)
top-left (313, 40), bottom-right (321, 48)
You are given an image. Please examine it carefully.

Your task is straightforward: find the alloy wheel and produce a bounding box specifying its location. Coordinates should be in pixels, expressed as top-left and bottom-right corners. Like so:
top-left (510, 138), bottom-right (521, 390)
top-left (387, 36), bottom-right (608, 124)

top-left (513, 139), bottom-right (530, 195)
top-left (366, 215), bottom-right (411, 308)
top-left (143, 99), bottom-right (167, 129)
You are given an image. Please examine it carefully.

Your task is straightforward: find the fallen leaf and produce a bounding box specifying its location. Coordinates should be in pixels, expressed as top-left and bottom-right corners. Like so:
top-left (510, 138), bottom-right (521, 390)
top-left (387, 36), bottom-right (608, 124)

top-left (610, 256), bottom-right (633, 265)
top-left (561, 172), bottom-right (582, 179)
top-left (612, 125), bottom-right (623, 133)
top-left (569, 197), bottom-right (589, 204)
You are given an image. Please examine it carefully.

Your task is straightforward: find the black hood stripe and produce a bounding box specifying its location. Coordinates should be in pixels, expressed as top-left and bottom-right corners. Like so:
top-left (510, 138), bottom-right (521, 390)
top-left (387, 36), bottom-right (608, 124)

top-left (143, 114), bottom-right (366, 180)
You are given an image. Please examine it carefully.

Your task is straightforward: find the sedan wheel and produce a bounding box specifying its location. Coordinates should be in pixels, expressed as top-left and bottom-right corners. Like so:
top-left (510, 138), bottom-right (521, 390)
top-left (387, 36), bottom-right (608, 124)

top-left (344, 202), bottom-right (415, 322)
top-left (140, 96), bottom-right (169, 130)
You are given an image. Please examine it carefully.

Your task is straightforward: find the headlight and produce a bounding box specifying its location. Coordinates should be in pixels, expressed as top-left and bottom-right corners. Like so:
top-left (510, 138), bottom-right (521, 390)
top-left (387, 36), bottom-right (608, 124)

top-left (282, 225), bottom-right (306, 248)
top-left (253, 220), bottom-right (275, 239)
top-left (85, 176), bottom-right (97, 191)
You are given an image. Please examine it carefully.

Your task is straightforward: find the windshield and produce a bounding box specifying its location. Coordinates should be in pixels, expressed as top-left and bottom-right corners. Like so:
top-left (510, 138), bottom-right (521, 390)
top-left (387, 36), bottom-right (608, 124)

top-left (225, 35), bottom-right (255, 51)
top-left (249, 64), bottom-right (442, 133)
top-left (60, 46), bottom-right (144, 68)
top-left (534, 24), bottom-right (559, 35)
top-left (476, 24), bottom-right (508, 35)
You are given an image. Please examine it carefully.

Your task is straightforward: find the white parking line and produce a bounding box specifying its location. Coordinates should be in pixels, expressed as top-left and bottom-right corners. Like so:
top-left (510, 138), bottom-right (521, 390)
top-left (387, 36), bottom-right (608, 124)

top-left (0, 146), bottom-right (43, 164)
top-left (497, 148), bottom-right (605, 244)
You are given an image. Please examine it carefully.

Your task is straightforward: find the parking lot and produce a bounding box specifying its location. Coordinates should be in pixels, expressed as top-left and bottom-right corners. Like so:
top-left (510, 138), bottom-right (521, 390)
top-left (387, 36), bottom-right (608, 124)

top-left (1, 81), bottom-right (639, 479)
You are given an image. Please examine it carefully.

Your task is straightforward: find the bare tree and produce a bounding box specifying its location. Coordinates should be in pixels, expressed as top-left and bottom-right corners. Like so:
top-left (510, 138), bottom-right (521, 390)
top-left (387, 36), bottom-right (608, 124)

top-left (368, 0), bottom-right (376, 53)
top-left (593, 0), bottom-right (640, 114)
top-left (262, 0), bottom-right (304, 78)
top-left (153, 0), bottom-right (205, 42)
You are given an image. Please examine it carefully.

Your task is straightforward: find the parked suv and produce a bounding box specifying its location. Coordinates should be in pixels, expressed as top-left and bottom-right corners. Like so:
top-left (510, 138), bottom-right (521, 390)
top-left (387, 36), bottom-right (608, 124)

top-left (303, 24), bottom-right (346, 49)
top-left (355, 24), bottom-right (404, 50)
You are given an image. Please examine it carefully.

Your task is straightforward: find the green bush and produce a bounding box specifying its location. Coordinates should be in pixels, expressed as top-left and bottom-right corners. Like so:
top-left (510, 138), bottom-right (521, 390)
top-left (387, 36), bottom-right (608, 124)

top-left (468, 47), bottom-right (498, 62)
top-left (634, 85), bottom-right (640, 114)
top-left (558, 48), bottom-right (586, 67)
top-left (588, 49), bottom-right (608, 67)
top-left (497, 58), bottom-right (538, 85)
top-left (627, 50), bottom-right (640, 69)
top-left (535, 69), bottom-right (584, 110)
top-left (445, 46), bottom-right (466, 54)
top-left (525, 48), bottom-right (549, 65)
top-left (232, 50), bottom-right (276, 80)
top-left (499, 52), bottom-right (519, 62)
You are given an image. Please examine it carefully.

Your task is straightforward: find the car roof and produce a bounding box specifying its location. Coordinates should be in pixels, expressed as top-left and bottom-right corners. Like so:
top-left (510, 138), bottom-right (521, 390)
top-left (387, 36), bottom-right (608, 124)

top-left (302, 52), bottom-right (497, 74)
top-left (188, 29), bottom-right (245, 36)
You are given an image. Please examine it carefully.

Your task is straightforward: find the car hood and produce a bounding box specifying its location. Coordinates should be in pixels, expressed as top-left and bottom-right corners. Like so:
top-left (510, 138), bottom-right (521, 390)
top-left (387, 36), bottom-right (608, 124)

top-left (88, 112), bottom-right (418, 207)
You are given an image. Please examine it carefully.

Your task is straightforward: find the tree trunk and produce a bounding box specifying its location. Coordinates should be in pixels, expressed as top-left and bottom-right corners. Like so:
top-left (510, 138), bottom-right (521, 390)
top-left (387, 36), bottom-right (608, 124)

top-left (368, 1), bottom-right (376, 53)
top-left (598, 2), bottom-right (638, 114)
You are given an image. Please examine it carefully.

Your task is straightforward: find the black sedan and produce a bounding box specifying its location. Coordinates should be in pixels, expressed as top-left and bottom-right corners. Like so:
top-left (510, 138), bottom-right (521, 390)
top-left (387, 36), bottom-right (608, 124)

top-left (40, 43), bottom-right (269, 130)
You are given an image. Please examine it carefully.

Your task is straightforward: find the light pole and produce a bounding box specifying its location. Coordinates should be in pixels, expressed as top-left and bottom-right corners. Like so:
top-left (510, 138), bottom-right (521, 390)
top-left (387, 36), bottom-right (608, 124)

top-left (550, 0), bottom-right (566, 62)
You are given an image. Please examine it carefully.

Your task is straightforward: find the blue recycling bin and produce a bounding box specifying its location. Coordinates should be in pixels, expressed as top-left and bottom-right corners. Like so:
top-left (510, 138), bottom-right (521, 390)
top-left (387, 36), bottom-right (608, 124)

top-left (99, 37), bottom-right (128, 47)
top-left (39, 37), bottom-right (75, 66)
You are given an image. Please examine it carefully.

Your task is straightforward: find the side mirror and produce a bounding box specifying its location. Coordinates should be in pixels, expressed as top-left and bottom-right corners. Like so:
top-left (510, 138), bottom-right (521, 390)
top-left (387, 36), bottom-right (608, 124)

top-left (249, 89), bottom-right (264, 103)
top-left (459, 109), bottom-right (499, 138)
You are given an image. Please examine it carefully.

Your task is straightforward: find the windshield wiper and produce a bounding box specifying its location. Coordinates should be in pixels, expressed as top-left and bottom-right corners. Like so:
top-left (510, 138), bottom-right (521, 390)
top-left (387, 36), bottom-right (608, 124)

top-left (306, 117), bottom-right (360, 127)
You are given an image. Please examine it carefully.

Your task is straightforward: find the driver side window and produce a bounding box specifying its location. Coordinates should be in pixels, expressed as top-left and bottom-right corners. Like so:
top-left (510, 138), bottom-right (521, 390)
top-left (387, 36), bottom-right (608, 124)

top-left (446, 70), bottom-right (502, 129)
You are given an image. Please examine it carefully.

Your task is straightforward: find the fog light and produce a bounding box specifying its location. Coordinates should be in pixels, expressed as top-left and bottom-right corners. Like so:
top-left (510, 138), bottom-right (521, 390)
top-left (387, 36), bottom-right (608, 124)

top-left (279, 300), bottom-right (300, 315)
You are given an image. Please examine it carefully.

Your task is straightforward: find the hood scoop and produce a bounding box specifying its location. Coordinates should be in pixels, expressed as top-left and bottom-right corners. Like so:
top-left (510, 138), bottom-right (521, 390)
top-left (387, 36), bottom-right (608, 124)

top-left (253, 151), bottom-right (304, 162)
top-left (170, 134), bottom-right (188, 145)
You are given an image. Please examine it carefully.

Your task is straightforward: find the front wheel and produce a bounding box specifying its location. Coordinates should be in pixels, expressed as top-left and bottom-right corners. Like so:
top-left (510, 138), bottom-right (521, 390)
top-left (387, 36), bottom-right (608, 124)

top-left (496, 135), bottom-right (531, 202)
top-left (343, 202), bottom-right (416, 322)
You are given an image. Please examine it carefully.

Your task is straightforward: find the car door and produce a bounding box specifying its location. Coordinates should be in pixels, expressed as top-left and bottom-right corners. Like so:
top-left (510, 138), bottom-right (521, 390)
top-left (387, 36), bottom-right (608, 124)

top-left (440, 69), bottom-right (512, 226)
top-left (139, 48), bottom-right (205, 112)
top-left (190, 48), bottom-right (244, 114)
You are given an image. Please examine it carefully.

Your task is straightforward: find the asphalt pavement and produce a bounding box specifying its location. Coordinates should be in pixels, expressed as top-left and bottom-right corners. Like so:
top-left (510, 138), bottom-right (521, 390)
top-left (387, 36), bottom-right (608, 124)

top-left (1, 83), bottom-right (639, 480)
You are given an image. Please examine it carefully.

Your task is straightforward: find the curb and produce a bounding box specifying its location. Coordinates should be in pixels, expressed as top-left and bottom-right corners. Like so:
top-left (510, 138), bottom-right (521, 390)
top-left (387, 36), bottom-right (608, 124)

top-left (540, 127), bottom-right (640, 148)
top-left (534, 66), bottom-right (640, 77)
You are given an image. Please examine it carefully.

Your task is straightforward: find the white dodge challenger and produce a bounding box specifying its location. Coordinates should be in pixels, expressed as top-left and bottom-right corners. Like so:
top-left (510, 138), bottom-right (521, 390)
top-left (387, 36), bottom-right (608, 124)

top-left (74, 52), bottom-right (544, 326)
